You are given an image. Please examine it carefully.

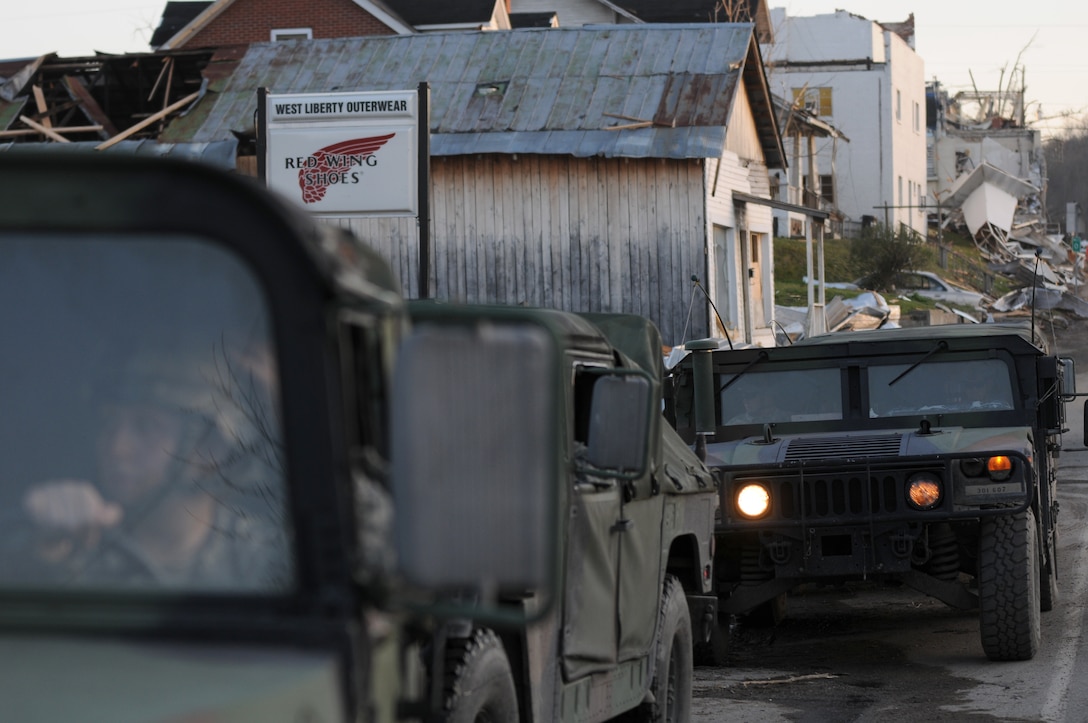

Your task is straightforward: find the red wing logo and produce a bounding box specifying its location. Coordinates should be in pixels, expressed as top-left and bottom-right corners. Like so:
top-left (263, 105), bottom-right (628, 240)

top-left (298, 133), bottom-right (395, 204)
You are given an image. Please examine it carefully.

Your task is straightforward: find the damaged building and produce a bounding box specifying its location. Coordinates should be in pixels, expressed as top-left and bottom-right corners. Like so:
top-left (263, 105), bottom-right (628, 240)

top-left (927, 77), bottom-right (1088, 320)
top-left (0, 48), bottom-right (242, 165)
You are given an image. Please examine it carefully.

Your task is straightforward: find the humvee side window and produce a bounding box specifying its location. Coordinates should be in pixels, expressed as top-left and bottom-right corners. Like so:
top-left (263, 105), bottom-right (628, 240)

top-left (0, 234), bottom-right (295, 594)
top-left (572, 367), bottom-right (597, 448)
top-left (340, 319), bottom-right (392, 473)
top-left (868, 358), bottom-right (1015, 417)
top-left (720, 368), bottom-right (843, 425)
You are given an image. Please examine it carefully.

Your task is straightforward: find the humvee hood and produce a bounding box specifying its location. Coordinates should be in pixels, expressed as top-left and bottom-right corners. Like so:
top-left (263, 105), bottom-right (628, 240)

top-left (3, 635), bottom-right (345, 722)
top-left (704, 425), bottom-right (1034, 467)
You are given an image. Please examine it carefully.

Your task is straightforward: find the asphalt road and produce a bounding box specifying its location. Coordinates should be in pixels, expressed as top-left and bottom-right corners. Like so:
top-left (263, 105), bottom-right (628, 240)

top-left (692, 316), bottom-right (1088, 723)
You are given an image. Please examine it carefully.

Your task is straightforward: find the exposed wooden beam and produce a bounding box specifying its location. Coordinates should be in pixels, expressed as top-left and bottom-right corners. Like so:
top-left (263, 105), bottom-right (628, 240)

top-left (603, 112), bottom-right (676, 128)
top-left (32, 85), bottom-right (52, 129)
top-left (18, 115), bottom-right (70, 143)
top-left (62, 75), bottom-right (119, 138)
top-left (148, 56), bottom-right (174, 102)
top-left (0, 125), bottom-right (104, 138)
top-left (95, 90), bottom-right (201, 150)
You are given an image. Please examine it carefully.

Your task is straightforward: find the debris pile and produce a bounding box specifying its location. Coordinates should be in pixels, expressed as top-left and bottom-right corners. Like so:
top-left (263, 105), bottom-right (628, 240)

top-left (929, 78), bottom-right (1087, 322)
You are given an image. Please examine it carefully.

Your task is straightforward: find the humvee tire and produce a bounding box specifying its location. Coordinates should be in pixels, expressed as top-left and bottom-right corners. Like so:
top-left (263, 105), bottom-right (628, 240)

top-left (978, 509), bottom-right (1041, 661)
top-left (625, 574), bottom-right (693, 722)
top-left (444, 628), bottom-right (520, 723)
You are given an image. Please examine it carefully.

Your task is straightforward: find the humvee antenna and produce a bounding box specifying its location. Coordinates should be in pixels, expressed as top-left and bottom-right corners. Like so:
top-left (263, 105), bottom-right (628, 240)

top-left (684, 275), bottom-right (733, 350)
top-left (1031, 248), bottom-right (1041, 347)
top-left (771, 319), bottom-right (794, 345)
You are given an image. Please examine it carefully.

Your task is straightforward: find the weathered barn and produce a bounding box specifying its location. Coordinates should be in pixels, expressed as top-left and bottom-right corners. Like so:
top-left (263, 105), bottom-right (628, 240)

top-left (172, 25), bottom-right (786, 345)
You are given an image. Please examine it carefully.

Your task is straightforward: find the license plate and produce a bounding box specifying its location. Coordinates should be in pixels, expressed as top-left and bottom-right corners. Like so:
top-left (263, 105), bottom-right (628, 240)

top-left (962, 483), bottom-right (1021, 497)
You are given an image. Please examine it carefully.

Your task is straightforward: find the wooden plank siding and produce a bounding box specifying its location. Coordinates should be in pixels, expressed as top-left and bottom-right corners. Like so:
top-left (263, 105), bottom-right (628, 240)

top-left (705, 152), bottom-right (774, 344)
top-left (335, 154), bottom-right (709, 346)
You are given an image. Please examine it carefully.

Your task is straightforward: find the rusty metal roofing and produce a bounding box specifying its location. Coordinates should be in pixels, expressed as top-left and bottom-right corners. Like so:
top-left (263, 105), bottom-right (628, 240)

top-left (163, 24), bottom-right (783, 164)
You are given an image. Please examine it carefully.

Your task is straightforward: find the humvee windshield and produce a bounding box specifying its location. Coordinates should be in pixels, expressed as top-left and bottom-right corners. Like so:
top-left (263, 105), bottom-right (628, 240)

top-left (721, 368), bottom-right (843, 425)
top-left (718, 358), bottom-right (1016, 426)
top-left (0, 234), bottom-right (295, 594)
top-left (868, 358), bottom-right (1015, 417)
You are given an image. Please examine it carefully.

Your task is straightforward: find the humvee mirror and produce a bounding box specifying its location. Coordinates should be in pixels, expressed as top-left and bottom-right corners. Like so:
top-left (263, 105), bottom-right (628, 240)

top-left (390, 317), bottom-right (561, 625)
top-left (1060, 357), bottom-right (1076, 402)
top-left (585, 372), bottom-right (652, 476)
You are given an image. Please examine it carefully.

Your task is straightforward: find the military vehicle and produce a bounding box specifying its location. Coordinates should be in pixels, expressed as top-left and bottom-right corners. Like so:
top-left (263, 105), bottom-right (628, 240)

top-left (0, 152), bottom-right (576, 721)
top-left (0, 152), bottom-right (717, 721)
top-left (666, 324), bottom-right (1075, 661)
top-left (408, 305), bottom-right (719, 722)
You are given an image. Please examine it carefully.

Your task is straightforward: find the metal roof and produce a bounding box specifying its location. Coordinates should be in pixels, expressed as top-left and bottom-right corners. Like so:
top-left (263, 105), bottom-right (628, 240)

top-left (163, 24), bottom-right (783, 163)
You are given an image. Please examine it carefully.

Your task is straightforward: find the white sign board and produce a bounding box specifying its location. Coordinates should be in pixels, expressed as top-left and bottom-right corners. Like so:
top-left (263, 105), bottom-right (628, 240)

top-left (264, 90), bottom-right (418, 216)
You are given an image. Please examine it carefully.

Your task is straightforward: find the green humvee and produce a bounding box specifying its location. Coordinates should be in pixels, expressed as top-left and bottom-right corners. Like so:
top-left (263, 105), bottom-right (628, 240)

top-left (0, 152), bottom-right (571, 721)
top-left (0, 152), bottom-right (717, 721)
top-left (407, 305), bottom-right (719, 722)
top-left (666, 324), bottom-right (1074, 662)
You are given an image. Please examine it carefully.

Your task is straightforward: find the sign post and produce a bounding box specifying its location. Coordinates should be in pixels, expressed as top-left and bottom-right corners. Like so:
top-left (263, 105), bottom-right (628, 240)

top-left (257, 86), bottom-right (431, 295)
top-left (260, 88), bottom-right (419, 216)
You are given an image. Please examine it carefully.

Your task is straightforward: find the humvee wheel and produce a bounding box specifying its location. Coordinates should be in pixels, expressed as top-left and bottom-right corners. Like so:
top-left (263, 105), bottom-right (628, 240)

top-left (443, 628), bottom-right (519, 723)
top-left (626, 574), bottom-right (693, 722)
top-left (978, 509), bottom-right (1041, 661)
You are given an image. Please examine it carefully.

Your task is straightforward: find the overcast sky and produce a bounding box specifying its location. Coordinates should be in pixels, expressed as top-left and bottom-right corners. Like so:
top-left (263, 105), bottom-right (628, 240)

top-left (5, 1), bottom-right (1085, 134)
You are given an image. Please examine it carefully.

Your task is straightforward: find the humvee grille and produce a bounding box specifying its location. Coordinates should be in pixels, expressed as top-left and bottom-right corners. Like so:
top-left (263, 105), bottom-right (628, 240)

top-left (784, 434), bottom-right (903, 461)
top-left (772, 473), bottom-right (902, 520)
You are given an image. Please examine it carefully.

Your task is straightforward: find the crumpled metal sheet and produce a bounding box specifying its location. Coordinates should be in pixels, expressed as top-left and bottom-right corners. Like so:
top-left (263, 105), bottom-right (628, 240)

top-left (991, 286), bottom-right (1066, 313)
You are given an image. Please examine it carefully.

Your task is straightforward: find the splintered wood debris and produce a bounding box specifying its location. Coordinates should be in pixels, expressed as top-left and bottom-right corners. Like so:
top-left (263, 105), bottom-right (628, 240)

top-left (741, 672), bottom-right (842, 687)
top-left (0, 50), bottom-right (216, 147)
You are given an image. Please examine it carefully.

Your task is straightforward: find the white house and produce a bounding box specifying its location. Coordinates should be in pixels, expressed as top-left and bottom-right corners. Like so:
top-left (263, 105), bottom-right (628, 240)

top-left (761, 8), bottom-right (927, 236)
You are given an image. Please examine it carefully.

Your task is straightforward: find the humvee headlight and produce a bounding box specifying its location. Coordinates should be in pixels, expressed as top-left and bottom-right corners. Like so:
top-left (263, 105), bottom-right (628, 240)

top-left (960, 458), bottom-right (985, 477)
top-left (906, 473), bottom-right (942, 510)
top-left (735, 483), bottom-right (771, 519)
top-left (987, 455), bottom-right (1013, 481)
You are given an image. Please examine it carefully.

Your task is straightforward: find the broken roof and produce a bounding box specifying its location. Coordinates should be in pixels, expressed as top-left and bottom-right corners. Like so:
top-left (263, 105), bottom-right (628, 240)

top-left (162, 24), bottom-right (784, 165)
top-left (773, 94), bottom-right (848, 140)
top-left (945, 161), bottom-right (1039, 210)
top-left (0, 49), bottom-right (227, 146)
